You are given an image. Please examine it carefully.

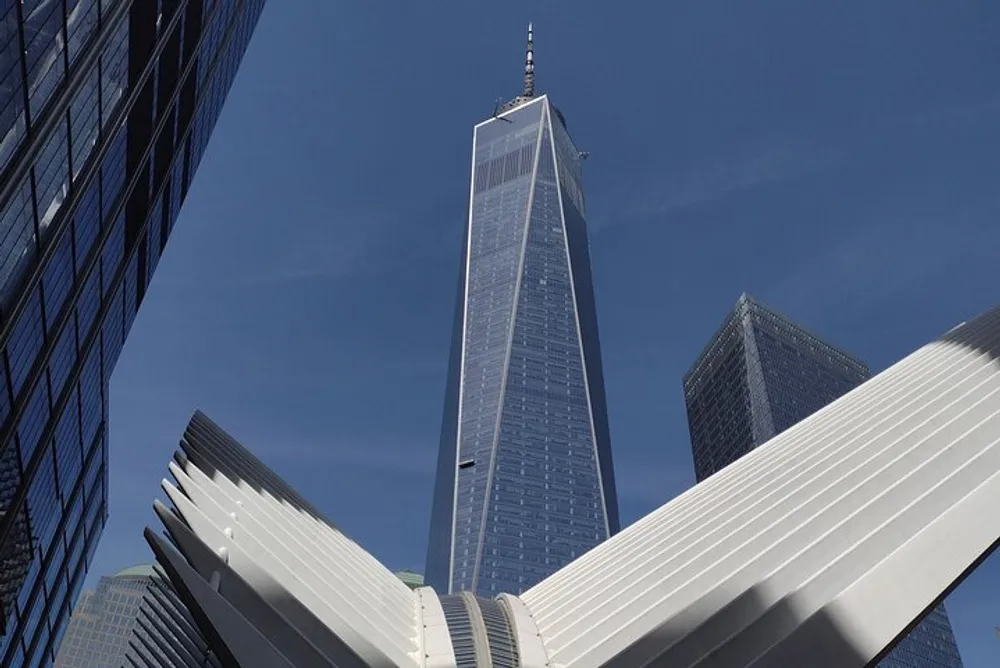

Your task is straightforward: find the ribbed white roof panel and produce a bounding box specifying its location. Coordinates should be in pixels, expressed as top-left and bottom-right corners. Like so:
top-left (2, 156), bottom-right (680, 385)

top-left (520, 306), bottom-right (1000, 667)
top-left (144, 305), bottom-right (1000, 667)
top-left (160, 412), bottom-right (427, 668)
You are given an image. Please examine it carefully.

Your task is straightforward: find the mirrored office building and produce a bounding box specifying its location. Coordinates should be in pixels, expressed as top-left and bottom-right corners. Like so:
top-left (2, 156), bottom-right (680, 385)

top-left (0, 1), bottom-right (265, 663)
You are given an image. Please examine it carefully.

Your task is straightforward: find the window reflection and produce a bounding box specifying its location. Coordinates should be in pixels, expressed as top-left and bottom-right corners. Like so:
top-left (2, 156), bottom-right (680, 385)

top-left (69, 66), bottom-right (100, 181)
top-left (0, 3), bottom-right (27, 172)
top-left (23, 0), bottom-right (66, 120)
top-left (34, 117), bottom-right (70, 237)
top-left (66, 0), bottom-right (99, 66)
top-left (0, 179), bottom-right (37, 306)
top-left (99, 17), bottom-right (128, 128)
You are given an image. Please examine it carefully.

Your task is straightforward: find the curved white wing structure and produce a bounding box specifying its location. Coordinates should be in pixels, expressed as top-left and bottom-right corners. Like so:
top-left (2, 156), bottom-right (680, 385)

top-left (145, 305), bottom-right (1000, 667)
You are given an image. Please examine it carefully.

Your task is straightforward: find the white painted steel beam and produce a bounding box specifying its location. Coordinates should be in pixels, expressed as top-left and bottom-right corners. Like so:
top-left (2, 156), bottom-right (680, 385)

top-left (144, 304), bottom-right (1000, 667)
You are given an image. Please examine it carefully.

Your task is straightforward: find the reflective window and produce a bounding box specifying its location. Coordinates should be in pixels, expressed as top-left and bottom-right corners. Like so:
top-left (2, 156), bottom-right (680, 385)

top-left (47, 316), bottom-right (76, 405)
top-left (17, 378), bottom-right (50, 466)
top-left (100, 211), bottom-right (124, 295)
top-left (34, 118), bottom-right (70, 238)
top-left (41, 229), bottom-right (74, 325)
top-left (13, 528), bottom-right (39, 614)
top-left (73, 178), bottom-right (100, 272)
top-left (0, 4), bottom-right (27, 171)
top-left (42, 527), bottom-right (64, 596)
top-left (64, 564), bottom-right (84, 632)
top-left (0, 178), bottom-right (37, 305)
top-left (102, 285), bottom-right (123, 383)
top-left (64, 524), bottom-right (84, 588)
top-left (27, 623), bottom-right (49, 667)
top-left (17, 587), bottom-right (45, 662)
top-left (66, 0), bottom-right (100, 66)
top-left (75, 268), bottom-right (99, 344)
top-left (27, 443), bottom-right (60, 558)
top-left (99, 16), bottom-right (128, 128)
top-left (48, 561), bottom-right (68, 618)
top-left (6, 287), bottom-right (44, 396)
top-left (54, 387), bottom-right (82, 504)
top-left (23, 0), bottom-right (65, 120)
top-left (147, 195), bottom-right (163, 281)
top-left (122, 254), bottom-right (137, 337)
top-left (69, 65), bottom-right (100, 182)
top-left (100, 127), bottom-right (127, 222)
top-left (0, 363), bottom-right (9, 427)
top-left (168, 156), bottom-right (184, 232)
top-left (78, 348), bottom-right (102, 452)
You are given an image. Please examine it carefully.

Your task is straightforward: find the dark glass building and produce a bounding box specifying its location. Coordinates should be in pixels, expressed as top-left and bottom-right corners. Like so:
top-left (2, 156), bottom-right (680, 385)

top-left (426, 25), bottom-right (619, 597)
top-left (52, 563), bottom-right (215, 667)
top-left (683, 293), bottom-right (964, 668)
top-left (0, 1), bottom-right (265, 664)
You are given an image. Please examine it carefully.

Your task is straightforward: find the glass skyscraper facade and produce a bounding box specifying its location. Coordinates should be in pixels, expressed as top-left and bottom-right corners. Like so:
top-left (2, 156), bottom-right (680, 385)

top-left (0, 1), bottom-right (265, 664)
top-left (426, 27), bottom-right (619, 598)
top-left (683, 293), bottom-right (964, 668)
top-left (53, 563), bottom-right (215, 667)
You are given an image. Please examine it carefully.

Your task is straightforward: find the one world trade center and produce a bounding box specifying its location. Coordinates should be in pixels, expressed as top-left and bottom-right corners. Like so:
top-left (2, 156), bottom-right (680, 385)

top-left (425, 25), bottom-right (620, 597)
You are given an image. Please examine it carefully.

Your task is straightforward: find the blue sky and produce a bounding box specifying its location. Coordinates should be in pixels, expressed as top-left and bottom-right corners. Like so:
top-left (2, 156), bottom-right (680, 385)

top-left (87, 1), bottom-right (999, 664)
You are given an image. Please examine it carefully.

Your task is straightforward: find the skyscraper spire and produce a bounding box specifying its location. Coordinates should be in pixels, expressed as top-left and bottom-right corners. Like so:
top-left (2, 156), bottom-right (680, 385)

top-left (523, 22), bottom-right (535, 97)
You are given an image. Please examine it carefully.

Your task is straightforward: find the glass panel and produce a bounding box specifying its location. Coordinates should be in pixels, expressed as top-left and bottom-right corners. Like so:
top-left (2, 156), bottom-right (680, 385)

top-left (78, 349), bottom-right (101, 450)
top-left (11, 512), bottom-right (39, 610)
top-left (0, 178), bottom-right (37, 306)
top-left (100, 211), bottom-right (124, 295)
top-left (69, 64), bottom-right (99, 182)
top-left (6, 287), bottom-right (44, 396)
top-left (53, 388), bottom-right (82, 504)
top-left (26, 443), bottom-right (60, 559)
top-left (0, 3), bottom-right (27, 171)
top-left (47, 322), bottom-right (76, 403)
top-left (16, 378), bottom-right (50, 466)
top-left (101, 285), bottom-right (122, 383)
top-left (73, 179), bottom-right (99, 272)
top-left (0, 364), bottom-right (8, 427)
top-left (74, 269), bottom-right (99, 344)
top-left (66, 0), bottom-right (99, 66)
top-left (23, 0), bottom-right (65, 120)
top-left (33, 118), bottom-right (70, 239)
top-left (100, 127), bottom-right (127, 223)
top-left (40, 230), bottom-right (73, 325)
top-left (146, 195), bottom-right (163, 282)
top-left (99, 16), bottom-right (128, 128)
top-left (121, 254), bottom-right (136, 338)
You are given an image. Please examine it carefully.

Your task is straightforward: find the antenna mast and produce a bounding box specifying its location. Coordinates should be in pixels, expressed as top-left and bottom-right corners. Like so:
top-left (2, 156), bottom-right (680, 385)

top-left (523, 22), bottom-right (535, 97)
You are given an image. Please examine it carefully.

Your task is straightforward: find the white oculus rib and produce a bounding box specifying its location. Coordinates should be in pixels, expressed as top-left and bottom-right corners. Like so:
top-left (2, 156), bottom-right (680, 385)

top-left (145, 303), bottom-right (1000, 667)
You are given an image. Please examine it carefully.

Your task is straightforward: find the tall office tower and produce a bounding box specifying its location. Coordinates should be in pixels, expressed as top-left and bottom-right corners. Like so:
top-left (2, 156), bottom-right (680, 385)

top-left (683, 293), bottom-right (964, 668)
top-left (53, 563), bottom-right (216, 667)
top-left (0, 1), bottom-right (265, 664)
top-left (425, 25), bottom-right (619, 598)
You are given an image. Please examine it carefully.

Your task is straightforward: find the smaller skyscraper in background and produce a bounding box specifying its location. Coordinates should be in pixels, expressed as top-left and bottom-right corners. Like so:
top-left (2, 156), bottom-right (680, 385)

top-left (53, 563), bottom-right (215, 667)
top-left (683, 293), bottom-right (965, 668)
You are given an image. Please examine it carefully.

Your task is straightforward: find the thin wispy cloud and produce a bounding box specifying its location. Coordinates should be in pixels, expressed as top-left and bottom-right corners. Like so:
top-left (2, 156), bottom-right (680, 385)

top-left (771, 192), bottom-right (1000, 324)
top-left (605, 135), bottom-right (844, 226)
